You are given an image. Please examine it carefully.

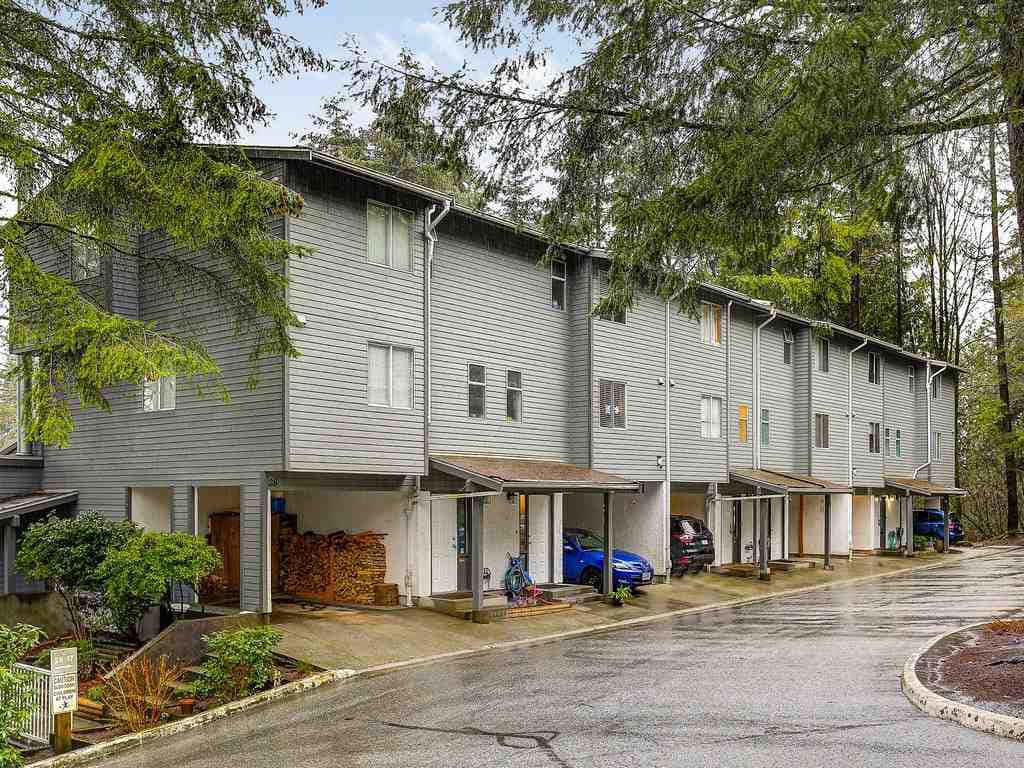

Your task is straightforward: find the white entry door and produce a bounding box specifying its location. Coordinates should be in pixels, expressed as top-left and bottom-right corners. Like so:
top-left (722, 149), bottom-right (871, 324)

top-left (431, 500), bottom-right (458, 593)
top-left (528, 495), bottom-right (550, 584)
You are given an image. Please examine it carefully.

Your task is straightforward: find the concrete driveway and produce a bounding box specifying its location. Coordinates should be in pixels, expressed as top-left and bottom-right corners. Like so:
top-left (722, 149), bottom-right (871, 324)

top-left (93, 547), bottom-right (1024, 767)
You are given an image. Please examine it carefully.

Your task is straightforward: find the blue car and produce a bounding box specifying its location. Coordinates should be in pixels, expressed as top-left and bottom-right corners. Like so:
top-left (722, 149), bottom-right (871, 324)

top-left (913, 508), bottom-right (963, 544)
top-left (562, 528), bottom-right (655, 591)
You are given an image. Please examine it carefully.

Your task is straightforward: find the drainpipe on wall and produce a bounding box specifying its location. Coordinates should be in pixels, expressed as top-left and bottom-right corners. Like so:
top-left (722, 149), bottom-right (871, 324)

top-left (663, 298), bottom-right (673, 580)
top-left (914, 360), bottom-right (948, 479)
top-left (423, 200), bottom-right (452, 474)
top-left (848, 338), bottom-right (868, 488)
top-left (753, 308), bottom-right (777, 470)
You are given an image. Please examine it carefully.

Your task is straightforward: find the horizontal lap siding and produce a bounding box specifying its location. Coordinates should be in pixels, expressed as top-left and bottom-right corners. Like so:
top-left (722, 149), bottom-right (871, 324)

top-left (727, 308), bottom-right (754, 472)
top-left (0, 465), bottom-right (43, 497)
top-left (567, 259), bottom-right (592, 467)
top-left (810, 334), bottom-right (849, 484)
top-left (431, 218), bottom-right (572, 460)
top-left (883, 358), bottom-right (917, 478)
top-left (794, 329), bottom-right (811, 474)
top-left (760, 322), bottom-right (800, 473)
top-left (930, 372), bottom-right (956, 484)
top-left (852, 351), bottom-right (884, 487)
top-left (285, 168), bottom-right (424, 474)
top-left (672, 303), bottom-right (728, 483)
top-left (591, 282), bottom-right (664, 480)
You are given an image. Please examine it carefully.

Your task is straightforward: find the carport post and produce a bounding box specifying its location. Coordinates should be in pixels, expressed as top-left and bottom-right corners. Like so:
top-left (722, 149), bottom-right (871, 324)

top-left (823, 494), bottom-right (833, 571)
top-left (942, 496), bottom-right (950, 553)
top-left (470, 496), bottom-right (486, 623)
top-left (603, 492), bottom-right (613, 595)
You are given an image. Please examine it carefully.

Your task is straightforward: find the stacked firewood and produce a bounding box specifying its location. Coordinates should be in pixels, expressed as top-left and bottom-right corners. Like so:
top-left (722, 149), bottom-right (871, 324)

top-left (281, 530), bottom-right (387, 605)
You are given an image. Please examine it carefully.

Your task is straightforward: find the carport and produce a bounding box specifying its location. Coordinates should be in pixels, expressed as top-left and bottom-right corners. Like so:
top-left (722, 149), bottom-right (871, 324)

top-left (428, 456), bottom-right (640, 621)
top-left (883, 476), bottom-right (967, 554)
top-left (725, 468), bottom-right (852, 577)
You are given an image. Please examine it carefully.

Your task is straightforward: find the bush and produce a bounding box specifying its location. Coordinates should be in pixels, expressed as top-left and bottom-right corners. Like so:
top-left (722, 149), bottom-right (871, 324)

top-left (913, 534), bottom-right (932, 551)
top-left (0, 624), bottom-right (45, 768)
top-left (101, 656), bottom-right (183, 732)
top-left (98, 532), bottom-right (222, 639)
top-left (195, 626), bottom-right (283, 702)
top-left (85, 685), bottom-right (106, 703)
top-left (15, 512), bottom-right (139, 638)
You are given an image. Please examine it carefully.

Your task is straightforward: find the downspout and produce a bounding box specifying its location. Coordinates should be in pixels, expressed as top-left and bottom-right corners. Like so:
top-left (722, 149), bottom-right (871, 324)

top-left (423, 200), bottom-right (452, 474)
top-left (848, 338), bottom-right (868, 488)
top-left (914, 361), bottom-right (948, 479)
top-left (753, 308), bottom-right (777, 469)
top-left (663, 298), bottom-right (672, 579)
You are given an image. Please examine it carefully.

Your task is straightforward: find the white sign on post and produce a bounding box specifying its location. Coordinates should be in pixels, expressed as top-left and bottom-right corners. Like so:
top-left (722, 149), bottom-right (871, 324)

top-left (50, 647), bottom-right (78, 714)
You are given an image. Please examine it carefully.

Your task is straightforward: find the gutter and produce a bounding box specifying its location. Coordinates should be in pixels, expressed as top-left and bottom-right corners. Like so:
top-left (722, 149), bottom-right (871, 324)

top-left (753, 308), bottom-right (777, 469)
top-left (848, 338), bottom-right (868, 487)
top-left (914, 361), bottom-right (948, 479)
top-left (423, 201), bottom-right (452, 474)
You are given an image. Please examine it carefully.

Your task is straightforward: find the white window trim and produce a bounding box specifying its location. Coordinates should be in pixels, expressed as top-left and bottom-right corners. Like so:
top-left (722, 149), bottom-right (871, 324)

top-left (700, 395), bottom-right (722, 440)
top-left (366, 199), bottom-right (415, 271)
top-left (599, 379), bottom-right (628, 429)
top-left (550, 259), bottom-right (567, 312)
top-left (143, 375), bottom-right (176, 413)
top-left (884, 427), bottom-right (891, 457)
top-left (700, 302), bottom-right (722, 346)
top-left (505, 368), bottom-right (524, 423)
top-left (933, 431), bottom-right (942, 460)
top-left (71, 233), bottom-right (102, 282)
top-left (782, 328), bottom-right (794, 365)
top-left (760, 408), bottom-right (770, 445)
top-left (869, 421), bottom-right (881, 454)
top-left (367, 342), bottom-right (414, 409)
top-left (818, 338), bottom-right (830, 373)
top-left (931, 374), bottom-right (941, 400)
top-left (895, 428), bottom-right (902, 458)
top-left (868, 352), bottom-right (881, 385)
top-left (815, 412), bottom-right (831, 449)
top-left (468, 362), bottom-right (487, 418)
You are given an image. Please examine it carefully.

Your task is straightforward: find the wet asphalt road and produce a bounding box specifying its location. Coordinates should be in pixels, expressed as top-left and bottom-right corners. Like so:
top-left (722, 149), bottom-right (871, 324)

top-left (96, 549), bottom-right (1024, 768)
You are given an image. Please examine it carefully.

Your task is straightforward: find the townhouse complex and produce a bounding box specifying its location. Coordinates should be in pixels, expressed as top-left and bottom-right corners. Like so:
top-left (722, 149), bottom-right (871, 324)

top-left (0, 146), bottom-right (962, 616)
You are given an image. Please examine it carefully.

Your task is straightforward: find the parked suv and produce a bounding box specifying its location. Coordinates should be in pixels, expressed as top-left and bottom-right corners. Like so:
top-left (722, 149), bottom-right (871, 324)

top-left (913, 508), bottom-right (963, 545)
top-left (562, 529), bottom-right (655, 591)
top-left (671, 516), bottom-right (715, 575)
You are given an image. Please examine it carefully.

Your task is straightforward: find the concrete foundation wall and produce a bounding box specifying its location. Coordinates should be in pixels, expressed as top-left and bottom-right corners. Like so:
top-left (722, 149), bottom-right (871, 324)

top-left (563, 483), bottom-right (667, 574)
top-left (852, 495), bottom-right (875, 550)
top-left (0, 591), bottom-right (71, 637)
top-left (799, 493), bottom-right (851, 556)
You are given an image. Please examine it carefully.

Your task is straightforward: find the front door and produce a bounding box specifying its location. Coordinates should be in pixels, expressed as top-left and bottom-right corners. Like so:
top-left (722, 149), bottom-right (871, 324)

top-left (527, 496), bottom-right (550, 584)
top-left (431, 499), bottom-right (458, 594)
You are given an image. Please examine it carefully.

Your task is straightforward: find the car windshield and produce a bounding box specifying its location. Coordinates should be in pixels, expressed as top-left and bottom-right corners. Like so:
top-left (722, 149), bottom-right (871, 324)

top-left (576, 533), bottom-right (605, 550)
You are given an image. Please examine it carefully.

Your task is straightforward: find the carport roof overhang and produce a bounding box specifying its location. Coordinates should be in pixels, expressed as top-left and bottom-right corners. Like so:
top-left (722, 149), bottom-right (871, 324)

top-left (430, 455), bottom-right (641, 493)
top-left (729, 468), bottom-right (851, 495)
top-left (883, 477), bottom-right (967, 497)
top-left (0, 490), bottom-right (77, 522)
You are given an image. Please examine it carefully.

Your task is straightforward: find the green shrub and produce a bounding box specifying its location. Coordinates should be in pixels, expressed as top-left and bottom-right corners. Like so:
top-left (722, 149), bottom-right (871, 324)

top-left (610, 585), bottom-right (633, 605)
top-left (85, 685), bottom-right (106, 703)
top-left (195, 626), bottom-right (283, 702)
top-left (0, 624), bottom-right (44, 768)
top-left (913, 535), bottom-right (932, 551)
top-left (36, 637), bottom-right (100, 678)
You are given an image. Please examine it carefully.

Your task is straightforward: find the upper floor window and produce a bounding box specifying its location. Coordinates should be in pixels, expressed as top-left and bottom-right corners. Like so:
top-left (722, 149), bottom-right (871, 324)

top-left (468, 364), bottom-right (486, 418)
top-left (506, 370), bottom-right (523, 422)
top-left (599, 379), bottom-right (626, 429)
top-left (884, 427), bottom-right (891, 456)
top-left (868, 422), bottom-right (881, 454)
top-left (895, 428), bottom-right (902, 457)
top-left (599, 268), bottom-right (625, 323)
top-left (71, 234), bottom-right (102, 281)
top-left (907, 365), bottom-right (915, 394)
top-left (815, 412), bottom-right (830, 449)
top-left (143, 375), bottom-right (176, 412)
top-left (700, 302), bottom-right (722, 346)
top-left (551, 260), bottom-right (566, 311)
top-left (700, 395), bottom-right (722, 439)
top-left (931, 373), bottom-right (941, 400)
top-left (367, 201), bottom-right (413, 270)
top-left (368, 343), bottom-right (413, 408)
top-left (760, 408), bottom-right (770, 445)
top-left (738, 404), bottom-right (749, 443)
top-left (782, 328), bottom-right (794, 365)
top-left (868, 352), bottom-right (881, 385)
top-left (933, 431), bottom-right (942, 460)
top-left (817, 337), bottom-right (830, 372)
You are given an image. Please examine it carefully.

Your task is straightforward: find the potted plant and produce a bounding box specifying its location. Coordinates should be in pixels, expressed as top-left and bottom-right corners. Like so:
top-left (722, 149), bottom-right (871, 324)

top-left (609, 586), bottom-right (632, 607)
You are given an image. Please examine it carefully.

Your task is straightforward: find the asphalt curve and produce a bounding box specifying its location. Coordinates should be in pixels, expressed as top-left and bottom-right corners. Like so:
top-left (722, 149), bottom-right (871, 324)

top-left (94, 548), bottom-right (1024, 768)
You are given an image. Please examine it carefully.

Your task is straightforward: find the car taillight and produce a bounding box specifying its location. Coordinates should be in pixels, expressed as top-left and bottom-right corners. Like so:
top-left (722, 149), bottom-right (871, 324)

top-left (679, 535), bottom-right (694, 545)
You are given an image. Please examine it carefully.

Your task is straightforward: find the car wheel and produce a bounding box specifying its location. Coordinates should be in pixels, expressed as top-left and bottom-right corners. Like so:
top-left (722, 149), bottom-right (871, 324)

top-left (581, 567), bottom-right (603, 592)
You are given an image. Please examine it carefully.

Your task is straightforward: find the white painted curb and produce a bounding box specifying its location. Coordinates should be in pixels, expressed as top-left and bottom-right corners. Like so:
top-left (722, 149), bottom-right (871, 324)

top-left (901, 621), bottom-right (1024, 741)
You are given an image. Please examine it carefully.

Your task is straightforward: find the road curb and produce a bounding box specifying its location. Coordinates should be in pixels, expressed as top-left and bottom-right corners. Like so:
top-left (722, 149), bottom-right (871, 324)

top-left (32, 546), bottom-right (1015, 766)
top-left (901, 620), bottom-right (1024, 742)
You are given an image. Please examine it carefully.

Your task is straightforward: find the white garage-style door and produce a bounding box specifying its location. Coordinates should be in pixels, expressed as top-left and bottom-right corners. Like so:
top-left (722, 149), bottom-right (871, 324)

top-left (430, 499), bottom-right (458, 594)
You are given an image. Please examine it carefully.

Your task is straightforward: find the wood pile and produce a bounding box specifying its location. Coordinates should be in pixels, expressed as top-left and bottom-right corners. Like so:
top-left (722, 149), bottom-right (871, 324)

top-left (281, 530), bottom-right (388, 605)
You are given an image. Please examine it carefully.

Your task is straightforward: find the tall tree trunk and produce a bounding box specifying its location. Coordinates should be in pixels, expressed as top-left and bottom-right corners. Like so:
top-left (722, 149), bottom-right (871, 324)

top-left (990, 121), bottom-right (1020, 533)
top-left (1003, 2), bottom-right (1024, 275)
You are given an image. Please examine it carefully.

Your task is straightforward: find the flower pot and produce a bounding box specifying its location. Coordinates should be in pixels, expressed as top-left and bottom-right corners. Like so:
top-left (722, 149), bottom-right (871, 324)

top-left (179, 698), bottom-right (195, 716)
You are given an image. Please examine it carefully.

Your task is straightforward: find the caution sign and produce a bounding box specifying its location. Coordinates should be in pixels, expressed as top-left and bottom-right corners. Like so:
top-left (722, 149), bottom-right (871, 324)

top-left (50, 647), bottom-right (77, 714)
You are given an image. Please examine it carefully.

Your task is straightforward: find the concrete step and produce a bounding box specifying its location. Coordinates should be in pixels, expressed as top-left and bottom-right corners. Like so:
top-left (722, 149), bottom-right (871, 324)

top-left (769, 559), bottom-right (814, 571)
top-left (535, 584), bottom-right (601, 604)
top-left (711, 563), bottom-right (759, 578)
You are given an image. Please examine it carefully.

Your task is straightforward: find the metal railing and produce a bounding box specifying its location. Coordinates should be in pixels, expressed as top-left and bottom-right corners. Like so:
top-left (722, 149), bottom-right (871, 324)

top-left (13, 662), bottom-right (52, 745)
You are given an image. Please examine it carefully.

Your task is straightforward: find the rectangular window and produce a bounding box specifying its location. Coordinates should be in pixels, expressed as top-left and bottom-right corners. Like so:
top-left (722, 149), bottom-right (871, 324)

top-left (815, 413), bottom-right (830, 449)
top-left (931, 373), bottom-right (941, 400)
top-left (598, 269), bottom-right (626, 324)
top-left (71, 235), bottom-right (102, 281)
top-left (368, 343), bottom-right (413, 408)
top-left (817, 337), bottom-right (830, 372)
top-left (468, 364), bottom-right (486, 418)
top-left (700, 395), bottom-right (722, 439)
top-left (506, 370), bottom-right (523, 422)
top-left (551, 260), bottom-right (566, 311)
top-left (884, 427), bottom-right (891, 457)
top-left (907, 365), bottom-right (915, 394)
top-left (760, 408), bottom-right (770, 445)
top-left (366, 201), bottom-right (413, 270)
top-left (599, 380), bottom-right (626, 429)
top-left (868, 352), bottom-right (881, 385)
top-left (700, 302), bottom-right (722, 346)
top-left (738, 404), bottom-right (749, 443)
top-left (868, 422), bottom-right (881, 454)
top-left (895, 428), bottom-right (902, 457)
top-left (783, 328), bottom-right (793, 365)
top-left (933, 431), bottom-right (942, 460)
top-left (143, 376), bottom-right (176, 412)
